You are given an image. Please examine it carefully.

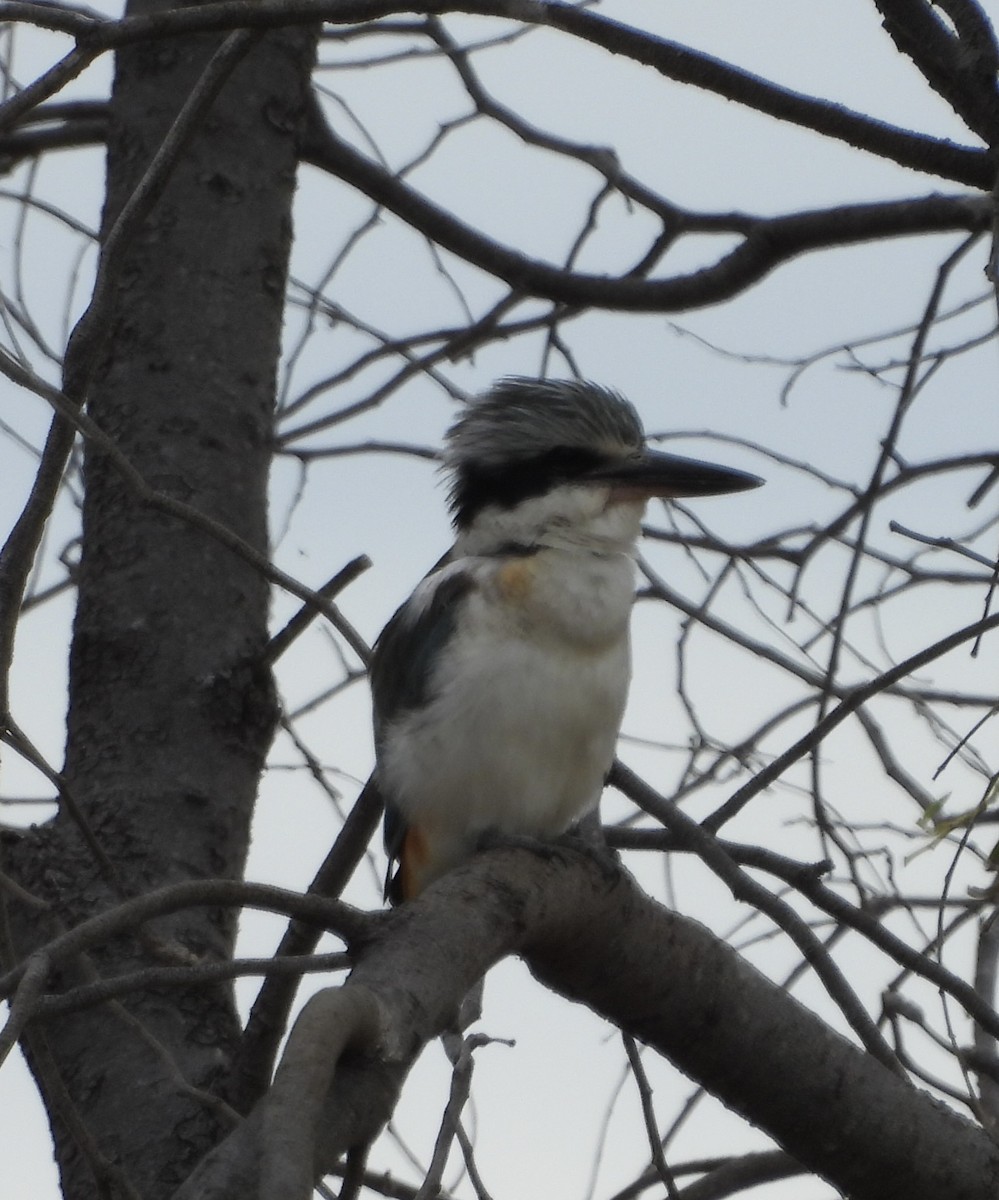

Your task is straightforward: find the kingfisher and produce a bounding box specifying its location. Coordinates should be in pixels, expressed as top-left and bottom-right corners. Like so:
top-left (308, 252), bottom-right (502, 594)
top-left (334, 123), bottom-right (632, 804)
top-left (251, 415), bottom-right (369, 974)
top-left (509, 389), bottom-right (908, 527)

top-left (372, 377), bottom-right (761, 903)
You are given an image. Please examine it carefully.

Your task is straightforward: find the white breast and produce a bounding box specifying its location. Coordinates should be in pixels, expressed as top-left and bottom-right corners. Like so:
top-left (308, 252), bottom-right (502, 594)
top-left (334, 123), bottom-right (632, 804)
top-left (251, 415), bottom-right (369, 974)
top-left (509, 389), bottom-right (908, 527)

top-left (378, 545), bottom-right (635, 882)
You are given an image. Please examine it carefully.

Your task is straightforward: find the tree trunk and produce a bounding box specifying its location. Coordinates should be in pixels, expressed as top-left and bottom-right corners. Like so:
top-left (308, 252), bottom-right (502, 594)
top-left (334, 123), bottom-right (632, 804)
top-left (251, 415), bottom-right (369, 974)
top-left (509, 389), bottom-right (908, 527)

top-left (2, 9), bottom-right (316, 1198)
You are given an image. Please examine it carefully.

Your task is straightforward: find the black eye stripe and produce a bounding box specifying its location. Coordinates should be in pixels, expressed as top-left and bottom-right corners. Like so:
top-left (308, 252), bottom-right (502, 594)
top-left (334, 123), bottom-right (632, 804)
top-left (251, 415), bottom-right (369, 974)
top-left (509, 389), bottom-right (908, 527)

top-left (450, 447), bottom-right (613, 528)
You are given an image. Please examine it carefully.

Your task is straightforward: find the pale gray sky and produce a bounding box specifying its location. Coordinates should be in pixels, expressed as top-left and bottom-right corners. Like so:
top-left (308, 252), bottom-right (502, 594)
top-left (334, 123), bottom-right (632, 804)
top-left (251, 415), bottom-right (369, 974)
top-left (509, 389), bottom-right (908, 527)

top-left (1, 4), bottom-right (996, 1197)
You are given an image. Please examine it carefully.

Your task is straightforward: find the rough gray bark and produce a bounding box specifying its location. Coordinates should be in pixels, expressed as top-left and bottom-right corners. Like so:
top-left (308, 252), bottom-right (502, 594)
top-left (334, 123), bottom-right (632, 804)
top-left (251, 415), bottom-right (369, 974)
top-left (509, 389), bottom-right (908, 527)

top-left (1, 8), bottom-right (317, 1198)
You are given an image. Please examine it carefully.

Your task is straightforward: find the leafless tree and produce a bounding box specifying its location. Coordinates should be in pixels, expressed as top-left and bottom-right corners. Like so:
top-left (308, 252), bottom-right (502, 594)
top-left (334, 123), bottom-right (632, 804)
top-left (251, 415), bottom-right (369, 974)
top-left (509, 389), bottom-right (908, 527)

top-left (0, 3), bottom-right (997, 1199)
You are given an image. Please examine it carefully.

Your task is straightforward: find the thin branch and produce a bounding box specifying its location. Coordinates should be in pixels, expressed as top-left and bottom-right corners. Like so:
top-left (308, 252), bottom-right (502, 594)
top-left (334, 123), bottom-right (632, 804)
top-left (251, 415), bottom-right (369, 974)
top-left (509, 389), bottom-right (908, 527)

top-left (611, 762), bottom-right (905, 1077)
top-left (0, 949), bottom-right (46, 1066)
top-left (973, 909), bottom-right (999, 1117)
top-left (610, 826), bottom-right (999, 1042)
top-left (817, 234), bottom-right (981, 715)
top-left (0, 41), bottom-right (100, 135)
top-left (674, 1150), bottom-right (804, 1200)
top-left (414, 1034), bottom-right (493, 1200)
top-left (704, 607), bottom-right (999, 832)
top-left (623, 1033), bottom-right (679, 1200)
top-left (231, 780), bottom-right (383, 1113)
top-left (0, 350), bottom-right (372, 664)
top-left (34, 952), bottom-right (351, 1019)
top-left (1, 717), bottom-right (130, 899)
top-left (263, 555), bottom-right (371, 667)
top-left (0, 878), bottom-right (372, 999)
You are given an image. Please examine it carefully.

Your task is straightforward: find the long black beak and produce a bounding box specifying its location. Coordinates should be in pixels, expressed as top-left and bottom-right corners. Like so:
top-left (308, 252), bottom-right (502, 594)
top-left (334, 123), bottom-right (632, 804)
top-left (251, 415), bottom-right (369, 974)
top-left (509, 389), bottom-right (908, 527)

top-left (588, 448), bottom-right (764, 498)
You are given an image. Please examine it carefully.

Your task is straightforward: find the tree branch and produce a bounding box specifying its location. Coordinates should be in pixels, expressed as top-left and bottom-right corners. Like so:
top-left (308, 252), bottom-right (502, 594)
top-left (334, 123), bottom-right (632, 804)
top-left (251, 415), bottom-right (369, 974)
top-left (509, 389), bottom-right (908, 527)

top-left (304, 110), bottom-right (988, 311)
top-left (0, 878), bottom-right (370, 1000)
top-left (5, 0), bottom-right (987, 184)
top-left (874, 0), bottom-right (999, 146)
top-left (174, 848), bottom-right (999, 1200)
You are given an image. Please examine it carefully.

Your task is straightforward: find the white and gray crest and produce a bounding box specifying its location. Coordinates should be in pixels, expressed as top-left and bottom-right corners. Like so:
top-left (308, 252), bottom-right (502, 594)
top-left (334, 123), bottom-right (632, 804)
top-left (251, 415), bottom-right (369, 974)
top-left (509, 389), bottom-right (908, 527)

top-left (445, 377), bottom-right (645, 474)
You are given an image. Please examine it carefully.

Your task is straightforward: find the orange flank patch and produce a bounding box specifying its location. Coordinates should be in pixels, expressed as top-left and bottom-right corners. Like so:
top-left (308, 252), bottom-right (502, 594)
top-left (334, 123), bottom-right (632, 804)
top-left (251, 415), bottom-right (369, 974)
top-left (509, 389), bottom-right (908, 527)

top-left (496, 557), bottom-right (535, 603)
top-left (399, 824), bottom-right (432, 901)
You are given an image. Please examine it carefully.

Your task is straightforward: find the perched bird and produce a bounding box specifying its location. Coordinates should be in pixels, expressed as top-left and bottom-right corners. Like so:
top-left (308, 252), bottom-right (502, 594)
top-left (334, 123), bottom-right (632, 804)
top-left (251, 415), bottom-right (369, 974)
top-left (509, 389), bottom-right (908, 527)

top-left (372, 377), bottom-right (761, 903)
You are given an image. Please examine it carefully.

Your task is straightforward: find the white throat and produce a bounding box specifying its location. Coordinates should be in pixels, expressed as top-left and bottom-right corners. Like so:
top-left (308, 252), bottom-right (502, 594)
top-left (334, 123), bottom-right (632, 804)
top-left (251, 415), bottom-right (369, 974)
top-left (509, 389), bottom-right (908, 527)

top-left (454, 483), bottom-right (647, 559)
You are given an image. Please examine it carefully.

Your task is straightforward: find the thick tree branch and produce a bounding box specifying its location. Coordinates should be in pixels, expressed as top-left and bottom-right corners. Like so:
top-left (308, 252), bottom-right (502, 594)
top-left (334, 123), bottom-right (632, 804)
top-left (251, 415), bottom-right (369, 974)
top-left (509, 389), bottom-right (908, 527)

top-left (173, 847), bottom-right (999, 1200)
top-left (3, 0), bottom-right (988, 184)
top-left (304, 109), bottom-right (988, 311)
top-left (610, 763), bottom-right (904, 1073)
top-left (257, 986), bottom-right (385, 1199)
top-left (609, 824), bottom-right (999, 1040)
top-left (874, 0), bottom-right (999, 146)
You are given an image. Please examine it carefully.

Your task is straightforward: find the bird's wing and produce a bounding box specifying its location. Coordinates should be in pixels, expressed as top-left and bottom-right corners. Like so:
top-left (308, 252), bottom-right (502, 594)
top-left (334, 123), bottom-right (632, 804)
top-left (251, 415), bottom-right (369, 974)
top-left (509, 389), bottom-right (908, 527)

top-left (370, 564), bottom-right (476, 742)
top-left (370, 564), bottom-right (476, 896)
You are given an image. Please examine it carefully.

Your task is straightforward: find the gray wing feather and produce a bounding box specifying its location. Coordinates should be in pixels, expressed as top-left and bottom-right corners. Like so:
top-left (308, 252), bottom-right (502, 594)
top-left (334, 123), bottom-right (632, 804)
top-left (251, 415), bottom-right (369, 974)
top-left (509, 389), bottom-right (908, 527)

top-left (371, 567), bottom-right (475, 875)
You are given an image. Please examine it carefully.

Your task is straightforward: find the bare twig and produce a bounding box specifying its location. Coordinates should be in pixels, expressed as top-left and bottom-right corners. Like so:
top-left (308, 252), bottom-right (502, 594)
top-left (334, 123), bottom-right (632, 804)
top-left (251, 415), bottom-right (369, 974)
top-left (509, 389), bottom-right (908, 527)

top-left (612, 762), bottom-right (906, 1076)
top-left (622, 1033), bottom-right (679, 1200)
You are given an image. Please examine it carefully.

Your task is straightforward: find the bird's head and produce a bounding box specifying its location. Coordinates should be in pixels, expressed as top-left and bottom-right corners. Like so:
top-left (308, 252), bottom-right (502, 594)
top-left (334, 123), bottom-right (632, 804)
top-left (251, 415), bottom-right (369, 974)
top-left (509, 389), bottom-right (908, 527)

top-left (445, 377), bottom-right (762, 555)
